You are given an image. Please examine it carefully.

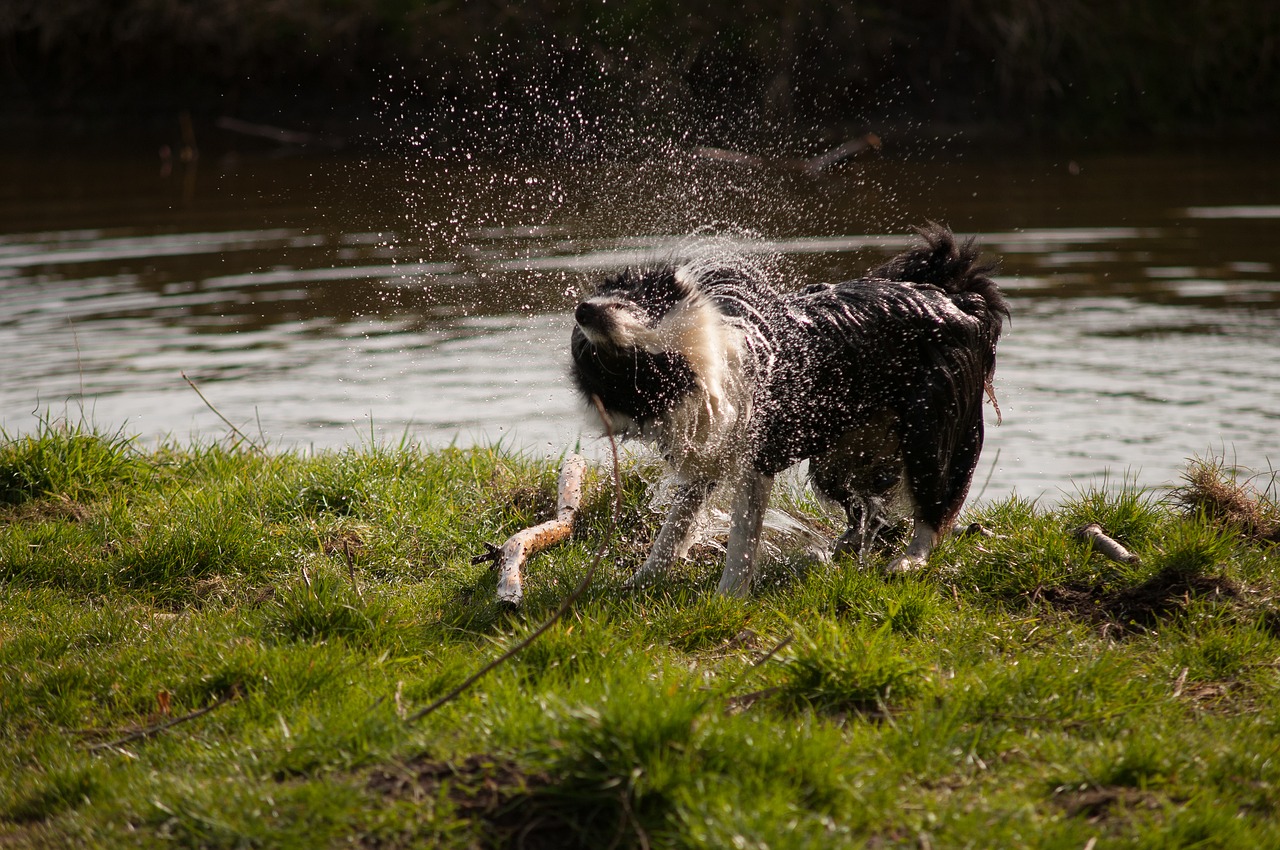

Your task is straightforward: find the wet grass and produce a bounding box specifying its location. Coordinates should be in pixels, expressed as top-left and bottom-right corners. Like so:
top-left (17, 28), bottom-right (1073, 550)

top-left (3, 422), bottom-right (1280, 848)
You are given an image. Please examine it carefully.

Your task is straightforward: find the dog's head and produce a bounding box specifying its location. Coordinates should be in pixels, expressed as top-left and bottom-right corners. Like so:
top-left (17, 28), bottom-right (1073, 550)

top-left (572, 268), bottom-right (696, 349)
top-left (570, 267), bottom-right (706, 427)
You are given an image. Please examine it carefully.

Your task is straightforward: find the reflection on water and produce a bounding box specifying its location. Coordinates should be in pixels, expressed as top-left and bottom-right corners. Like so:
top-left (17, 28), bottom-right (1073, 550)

top-left (1, 146), bottom-right (1278, 500)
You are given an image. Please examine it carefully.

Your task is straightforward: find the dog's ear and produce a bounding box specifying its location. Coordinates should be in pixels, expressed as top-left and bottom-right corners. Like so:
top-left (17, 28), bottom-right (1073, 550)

top-left (594, 269), bottom-right (632, 295)
top-left (609, 266), bottom-right (693, 320)
top-left (643, 267), bottom-right (692, 304)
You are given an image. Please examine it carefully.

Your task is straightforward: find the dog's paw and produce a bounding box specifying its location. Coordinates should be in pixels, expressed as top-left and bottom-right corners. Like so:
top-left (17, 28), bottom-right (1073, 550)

top-left (831, 531), bottom-right (866, 563)
top-left (622, 568), bottom-right (663, 592)
top-left (884, 554), bottom-right (926, 574)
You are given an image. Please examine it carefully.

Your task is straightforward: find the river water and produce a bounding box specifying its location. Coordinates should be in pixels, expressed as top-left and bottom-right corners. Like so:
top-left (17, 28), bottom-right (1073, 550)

top-left (2, 140), bottom-right (1277, 501)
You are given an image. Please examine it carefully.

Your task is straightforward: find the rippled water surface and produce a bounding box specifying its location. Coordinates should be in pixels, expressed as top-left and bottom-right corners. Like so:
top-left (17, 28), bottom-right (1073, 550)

top-left (2, 142), bottom-right (1278, 500)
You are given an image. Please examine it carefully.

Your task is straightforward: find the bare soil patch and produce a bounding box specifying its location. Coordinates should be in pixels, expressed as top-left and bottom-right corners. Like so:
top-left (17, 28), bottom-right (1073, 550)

top-left (1037, 566), bottom-right (1240, 634)
top-left (366, 754), bottom-right (580, 850)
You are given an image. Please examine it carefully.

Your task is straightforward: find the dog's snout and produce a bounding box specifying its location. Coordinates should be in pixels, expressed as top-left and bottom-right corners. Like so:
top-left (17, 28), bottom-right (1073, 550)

top-left (575, 301), bottom-right (606, 329)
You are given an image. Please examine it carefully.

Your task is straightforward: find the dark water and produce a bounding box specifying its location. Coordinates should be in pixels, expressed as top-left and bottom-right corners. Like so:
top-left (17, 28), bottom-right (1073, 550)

top-left (2, 142), bottom-right (1278, 500)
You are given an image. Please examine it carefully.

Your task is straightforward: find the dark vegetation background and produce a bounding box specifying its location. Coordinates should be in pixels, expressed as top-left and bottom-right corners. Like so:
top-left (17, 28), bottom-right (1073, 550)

top-left (3, 0), bottom-right (1278, 154)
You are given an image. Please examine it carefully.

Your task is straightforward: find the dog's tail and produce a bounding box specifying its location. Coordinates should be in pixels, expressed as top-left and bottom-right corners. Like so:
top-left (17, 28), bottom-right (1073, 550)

top-left (873, 222), bottom-right (1009, 422)
top-left (871, 222), bottom-right (1010, 326)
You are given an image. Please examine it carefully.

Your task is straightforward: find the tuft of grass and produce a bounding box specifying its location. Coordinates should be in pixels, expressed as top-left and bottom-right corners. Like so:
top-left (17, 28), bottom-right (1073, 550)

top-left (5, 761), bottom-right (103, 824)
top-left (113, 506), bottom-right (286, 604)
top-left (268, 564), bottom-right (399, 649)
top-left (771, 620), bottom-right (923, 715)
top-left (292, 461), bottom-right (366, 517)
top-left (1061, 475), bottom-right (1164, 549)
top-left (0, 416), bottom-right (141, 506)
top-left (1148, 515), bottom-right (1237, 578)
top-left (861, 579), bottom-right (942, 636)
top-left (948, 495), bottom-right (1090, 600)
top-left (645, 591), bottom-right (752, 652)
top-left (1171, 456), bottom-right (1280, 544)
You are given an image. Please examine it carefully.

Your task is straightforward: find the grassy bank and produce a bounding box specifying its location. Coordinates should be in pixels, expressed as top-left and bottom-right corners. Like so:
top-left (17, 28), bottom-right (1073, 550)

top-left (2, 420), bottom-right (1280, 848)
top-left (5, 1), bottom-right (1279, 147)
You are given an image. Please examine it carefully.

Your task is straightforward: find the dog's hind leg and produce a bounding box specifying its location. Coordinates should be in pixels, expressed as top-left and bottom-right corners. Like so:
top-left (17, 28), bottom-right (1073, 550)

top-left (885, 521), bottom-right (941, 574)
top-left (626, 479), bottom-right (715, 589)
top-left (717, 472), bottom-right (774, 597)
top-left (832, 494), bottom-right (895, 561)
top-left (811, 440), bottom-right (900, 562)
top-left (888, 415), bottom-right (985, 574)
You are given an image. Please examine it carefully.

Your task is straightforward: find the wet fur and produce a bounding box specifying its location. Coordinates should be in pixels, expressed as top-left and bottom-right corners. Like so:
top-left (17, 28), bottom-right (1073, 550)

top-left (571, 225), bottom-right (1008, 596)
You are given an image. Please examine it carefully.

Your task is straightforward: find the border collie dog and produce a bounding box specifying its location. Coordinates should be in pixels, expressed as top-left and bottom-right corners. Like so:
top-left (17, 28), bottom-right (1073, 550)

top-left (571, 225), bottom-right (1008, 596)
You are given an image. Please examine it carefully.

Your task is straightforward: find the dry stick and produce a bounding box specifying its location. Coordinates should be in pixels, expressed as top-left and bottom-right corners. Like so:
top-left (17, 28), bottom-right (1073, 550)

top-left (482, 453), bottom-right (589, 606)
top-left (406, 395), bottom-right (623, 725)
top-left (87, 692), bottom-right (238, 753)
top-left (180, 371), bottom-right (265, 454)
top-left (1073, 522), bottom-right (1140, 564)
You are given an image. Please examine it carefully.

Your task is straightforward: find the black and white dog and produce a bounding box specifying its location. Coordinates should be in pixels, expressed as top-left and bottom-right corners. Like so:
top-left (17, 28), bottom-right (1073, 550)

top-left (571, 225), bottom-right (1008, 596)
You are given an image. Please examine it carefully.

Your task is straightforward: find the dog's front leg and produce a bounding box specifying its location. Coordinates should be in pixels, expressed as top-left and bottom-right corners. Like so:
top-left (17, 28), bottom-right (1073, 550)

top-left (626, 479), bottom-right (715, 588)
top-left (717, 472), bottom-right (774, 598)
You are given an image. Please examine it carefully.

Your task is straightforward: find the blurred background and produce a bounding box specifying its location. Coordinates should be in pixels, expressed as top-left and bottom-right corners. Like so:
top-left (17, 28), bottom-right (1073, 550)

top-left (5, 0), bottom-right (1278, 149)
top-left (2, 1), bottom-right (1278, 500)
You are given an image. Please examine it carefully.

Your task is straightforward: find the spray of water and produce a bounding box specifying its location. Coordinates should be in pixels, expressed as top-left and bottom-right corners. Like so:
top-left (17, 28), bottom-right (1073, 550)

top-left (353, 26), bottom-right (920, 467)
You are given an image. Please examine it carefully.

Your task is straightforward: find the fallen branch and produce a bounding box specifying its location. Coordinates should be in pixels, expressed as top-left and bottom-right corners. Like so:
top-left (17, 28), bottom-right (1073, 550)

top-left (472, 453), bottom-right (588, 606)
top-left (406, 396), bottom-right (622, 724)
top-left (1073, 523), bottom-right (1140, 564)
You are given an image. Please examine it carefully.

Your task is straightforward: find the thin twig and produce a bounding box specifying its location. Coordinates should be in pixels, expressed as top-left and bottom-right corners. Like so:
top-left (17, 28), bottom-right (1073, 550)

top-left (406, 395), bottom-right (623, 724)
top-left (975, 447), bottom-right (1000, 503)
top-left (746, 632), bottom-right (795, 671)
top-left (181, 371), bottom-right (265, 454)
top-left (716, 633), bottom-right (796, 713)
top-left (86, 692), bottom-right (238, 752)
top-left (68, 317), bottom-right (85, 402)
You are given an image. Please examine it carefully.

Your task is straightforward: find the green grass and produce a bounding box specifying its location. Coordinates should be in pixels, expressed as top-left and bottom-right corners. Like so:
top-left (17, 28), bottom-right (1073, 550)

top-left (2, 425), bottom-right (1280, 848)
